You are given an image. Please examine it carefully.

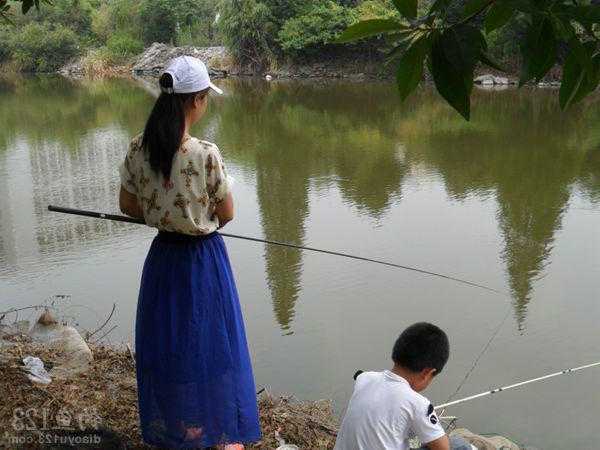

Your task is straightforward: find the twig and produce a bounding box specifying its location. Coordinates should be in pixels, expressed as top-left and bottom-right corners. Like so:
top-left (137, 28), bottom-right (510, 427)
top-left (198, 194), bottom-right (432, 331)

top-left (87, 303), bottom-right (116, 340)
top-left (92, 325), bottom-right (118, 343)
top-left (0, 305), bottom-right (44, 316)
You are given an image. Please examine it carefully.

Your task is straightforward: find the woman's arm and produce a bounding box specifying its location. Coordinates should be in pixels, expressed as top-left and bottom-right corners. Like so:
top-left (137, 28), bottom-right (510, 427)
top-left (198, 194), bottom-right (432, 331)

top-left (213, 192), bottom-right (234, 229)
top-left (119, 186), bottom-right (145, 219)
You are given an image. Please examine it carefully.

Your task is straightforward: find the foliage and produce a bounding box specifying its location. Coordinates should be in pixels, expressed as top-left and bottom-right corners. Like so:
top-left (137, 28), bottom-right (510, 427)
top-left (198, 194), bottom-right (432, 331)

top-left (355, 0), bottom-right (400, 20)
top-left (278, 1), bottom-right (357, 53)
top-left (41, 0), bottom-right (94, 36)
top-left (338, 0), bottom-right (600, 120)
top-left (175, 0), bottom-right (220, 46)
top-left (219, 0), bottom-right (277, 66)
top-left (139, 0), bottom-right (177, 45)
top-left (0, 26), bottom-right (11, 62)
top-left (90, 3), bottom-right (114, 43)
top-left (105, 32), bottom-right (143, 62)
top-left (9, 22), bottom-right (79, 71)
top-left (0, 0), bottom-right (51, 23)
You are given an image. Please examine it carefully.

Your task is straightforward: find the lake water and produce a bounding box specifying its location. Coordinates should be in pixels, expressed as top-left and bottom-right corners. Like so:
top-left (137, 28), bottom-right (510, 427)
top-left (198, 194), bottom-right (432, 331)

top-left (1, 75), bottom-right (599, 449)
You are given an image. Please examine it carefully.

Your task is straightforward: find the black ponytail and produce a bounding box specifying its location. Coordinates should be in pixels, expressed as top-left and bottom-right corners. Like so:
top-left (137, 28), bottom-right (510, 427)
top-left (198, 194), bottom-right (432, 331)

top-left (141, 73), bottom-right (202, 178)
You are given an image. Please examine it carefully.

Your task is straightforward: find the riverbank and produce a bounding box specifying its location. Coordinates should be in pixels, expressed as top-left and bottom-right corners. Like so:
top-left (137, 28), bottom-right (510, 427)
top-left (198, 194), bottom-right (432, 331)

top-left (0, 312), bottom-right (525, 449)
top-left (0, 314), bottom-right (339, 449)
top-left (55, 42), bottom-right (564, 88)
top-left (59, 43), bottom-right (393, 81)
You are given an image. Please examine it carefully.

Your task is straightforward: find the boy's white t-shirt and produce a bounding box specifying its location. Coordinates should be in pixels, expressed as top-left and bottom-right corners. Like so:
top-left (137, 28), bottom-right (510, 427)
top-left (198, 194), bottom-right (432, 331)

top-left (334, 370), bottom-right (445, 450)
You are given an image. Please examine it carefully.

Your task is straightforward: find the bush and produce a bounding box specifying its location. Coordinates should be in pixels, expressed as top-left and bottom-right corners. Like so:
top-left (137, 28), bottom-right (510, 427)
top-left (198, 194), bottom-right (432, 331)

top-left (42, 0), bottom-right (94, 37)
top-left (219, 0), bottom-right (277, 66)
top-left (106, 33), bottom-right (144, 62)
top-left (10, 22), bottom-right (80, 72)
top-left (354, 0), bottom-right (400, 20)
top-left (277, 0), bottom-right (357, 53)
top-left (139, 0), bottom-right (177, 45)
top-left (91, 3), bottom-right (113, 44)
top-left (0, 27), bottom-right (12, 63)
top-left (175, 0), bottom-right (221, 46)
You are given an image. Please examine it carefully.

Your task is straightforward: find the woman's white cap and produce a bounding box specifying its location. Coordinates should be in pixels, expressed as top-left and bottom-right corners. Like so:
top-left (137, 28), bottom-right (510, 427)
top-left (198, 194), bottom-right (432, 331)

top-left (162, 55), bottom-right (223, 95)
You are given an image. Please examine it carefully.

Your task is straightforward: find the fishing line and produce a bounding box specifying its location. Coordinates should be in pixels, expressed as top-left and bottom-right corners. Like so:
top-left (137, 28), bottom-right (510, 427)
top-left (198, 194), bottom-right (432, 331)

top-left (47, 205), bottom-right (505, 295)
top-left (443, 305), bottom-right (512, 405)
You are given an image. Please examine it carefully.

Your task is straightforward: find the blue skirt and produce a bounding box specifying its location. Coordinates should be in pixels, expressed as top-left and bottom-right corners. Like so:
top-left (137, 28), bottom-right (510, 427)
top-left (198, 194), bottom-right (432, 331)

top-left (135, 231), bottom-right (261, 448)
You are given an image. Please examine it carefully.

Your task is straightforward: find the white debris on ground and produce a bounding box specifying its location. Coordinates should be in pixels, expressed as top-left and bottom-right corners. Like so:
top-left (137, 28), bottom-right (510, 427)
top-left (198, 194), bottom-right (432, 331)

top-left (22, 356), bottom-right (52, 384)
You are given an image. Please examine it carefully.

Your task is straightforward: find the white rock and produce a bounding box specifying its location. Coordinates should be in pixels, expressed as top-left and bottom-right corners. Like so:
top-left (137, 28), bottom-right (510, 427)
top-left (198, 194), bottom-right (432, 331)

top-left (475, 74), bottom-right (495, 85)
top-left (29, 312), bottom-right (92, 379)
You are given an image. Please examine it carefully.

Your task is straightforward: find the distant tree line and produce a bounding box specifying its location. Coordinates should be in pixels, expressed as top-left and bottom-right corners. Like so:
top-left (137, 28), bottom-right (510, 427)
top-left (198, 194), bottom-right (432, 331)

top-left (0, 0), bottom-right (529, 73)
top-left (2, 0), bottom-right (600, 121)
top-left (0, 0), bottom-right (220, 71)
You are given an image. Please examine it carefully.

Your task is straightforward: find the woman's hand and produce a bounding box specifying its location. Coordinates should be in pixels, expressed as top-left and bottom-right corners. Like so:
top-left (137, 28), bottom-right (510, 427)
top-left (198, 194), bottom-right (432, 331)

top-left (119, 186), bottom-right (145, 219)
top-left (214, 192), bottom-right (234, 229)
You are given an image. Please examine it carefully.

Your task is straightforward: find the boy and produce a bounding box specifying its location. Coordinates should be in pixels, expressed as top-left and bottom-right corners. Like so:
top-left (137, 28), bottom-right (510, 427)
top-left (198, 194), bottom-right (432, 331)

top-left (334, 322), bottom-right (473, 450)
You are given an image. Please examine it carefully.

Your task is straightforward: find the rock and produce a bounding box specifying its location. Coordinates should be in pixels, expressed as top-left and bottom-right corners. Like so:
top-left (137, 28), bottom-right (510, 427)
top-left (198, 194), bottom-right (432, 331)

top-left (38, 309), bottom-right (57, 325)
top-left (132, 42), bottom-right (233, 78)
top-left (451, 428), bottom-right (521, 450)
top-left (475, 74), bottom-right (496, 85)
top-left (59, 57), bottom-right (87, 77)
top-left (29, 311), bottom-right (92, 379)
top-left (475, 74), bottom-right (517, 86)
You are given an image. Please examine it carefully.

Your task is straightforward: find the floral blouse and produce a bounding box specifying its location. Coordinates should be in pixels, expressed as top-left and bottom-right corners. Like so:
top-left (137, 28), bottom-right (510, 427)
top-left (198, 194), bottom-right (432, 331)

top-left (119, 133), bottom-right (230, 235)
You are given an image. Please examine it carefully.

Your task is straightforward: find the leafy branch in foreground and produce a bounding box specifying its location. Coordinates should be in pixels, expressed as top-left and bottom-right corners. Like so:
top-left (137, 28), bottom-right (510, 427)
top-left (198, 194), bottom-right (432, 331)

top-left (337, 0), bottom-right (600, 120)
top-left (0, 0), bottom-right (52, 23)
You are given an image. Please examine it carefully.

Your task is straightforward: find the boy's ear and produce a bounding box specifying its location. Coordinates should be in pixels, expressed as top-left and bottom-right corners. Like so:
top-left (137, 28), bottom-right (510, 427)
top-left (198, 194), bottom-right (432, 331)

top-left (422, 367), bottom-right (437, 379)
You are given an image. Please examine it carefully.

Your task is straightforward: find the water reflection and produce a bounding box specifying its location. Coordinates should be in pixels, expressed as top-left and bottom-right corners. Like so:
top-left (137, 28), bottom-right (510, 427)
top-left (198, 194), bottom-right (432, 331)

top-left (1, 76), bottom-right (599, 332)
top-left (395, 91), bottom-right (597, 327)
top-left (0, 76), bottom-right (154, 280)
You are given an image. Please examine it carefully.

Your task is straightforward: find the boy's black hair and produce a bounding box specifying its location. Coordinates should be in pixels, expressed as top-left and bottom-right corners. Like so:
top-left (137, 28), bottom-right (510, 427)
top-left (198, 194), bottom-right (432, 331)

top-left (392, 322), bottom-right (449, 375)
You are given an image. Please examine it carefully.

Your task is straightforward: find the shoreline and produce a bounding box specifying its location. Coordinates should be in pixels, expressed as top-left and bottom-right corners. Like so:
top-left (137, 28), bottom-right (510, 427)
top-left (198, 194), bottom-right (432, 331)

top-left (1, 42), bottom-right (563, 88)
top-left (0, 312), bottom-right (525, 449)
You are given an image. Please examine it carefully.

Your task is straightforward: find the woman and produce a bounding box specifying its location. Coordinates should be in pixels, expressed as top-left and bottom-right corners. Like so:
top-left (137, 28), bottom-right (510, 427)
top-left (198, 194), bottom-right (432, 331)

top-left (118, 56), bottom-right (261, 449)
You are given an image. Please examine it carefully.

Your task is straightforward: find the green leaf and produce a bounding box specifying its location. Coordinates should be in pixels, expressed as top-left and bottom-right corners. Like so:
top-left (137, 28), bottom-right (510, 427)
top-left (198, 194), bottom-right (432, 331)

top-left (484, 3), bottom-right (514, 33)
top-left (479, 51), bottom-right (505, 72)
top-left (392, 0), bottom-right (417, 20)
top-left (396, 36), bottom-right (431, 101)
top-left (428, 0), bottom-right (451, 15)
top-left (21, 0), bottom-right (34, 14)
top-left (335, 19), bottom-right (407, 43)
top-left (519, 17), bottom-right (557, 86)
top-left (559, 5), bottom-right (600, 27)
top-left (431, 33), bottom-right (473, 120)
top-left (503, 0), bottom-right (535, 13)
top-left (443, 25), bottom-right (484, 72)
top-left (560, 55), bottom-right (587, 110)
top-left (463, 0), bottom-right (491, 20)
top-left (385, 30), bottom-right (423, 60)
top-left (559, 39), bottom-right (600, 109)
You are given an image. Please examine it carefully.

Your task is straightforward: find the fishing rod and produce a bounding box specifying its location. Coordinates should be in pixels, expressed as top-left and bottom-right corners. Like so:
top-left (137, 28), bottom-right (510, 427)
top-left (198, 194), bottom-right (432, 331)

top-left (435, 360), bottom-right (600, 410)
top-left (48, 205), bottom-right (502, 294)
